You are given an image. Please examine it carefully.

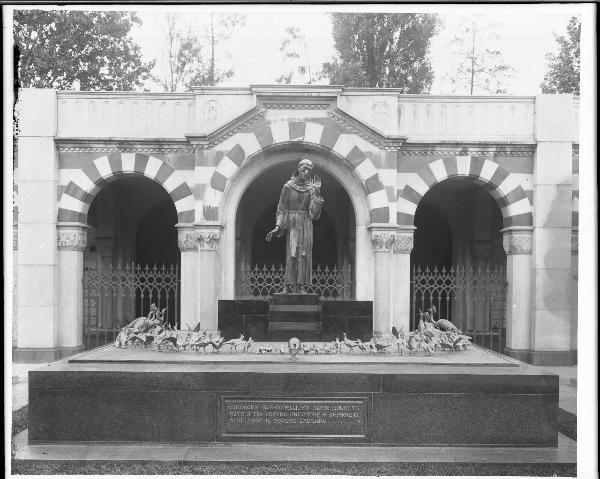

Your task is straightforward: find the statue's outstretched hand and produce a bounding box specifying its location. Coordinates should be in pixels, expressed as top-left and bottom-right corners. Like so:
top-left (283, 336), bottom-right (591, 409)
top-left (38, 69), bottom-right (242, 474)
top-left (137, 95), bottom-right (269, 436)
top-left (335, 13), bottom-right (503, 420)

top-left (266, 226), bottom-right (279, 242)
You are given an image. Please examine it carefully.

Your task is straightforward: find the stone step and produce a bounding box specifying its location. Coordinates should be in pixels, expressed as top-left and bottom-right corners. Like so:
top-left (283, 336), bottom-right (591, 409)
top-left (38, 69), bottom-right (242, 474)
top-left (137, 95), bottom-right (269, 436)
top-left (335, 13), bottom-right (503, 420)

top-left (269, 321), bottom-right (322, 331)
top-left (271, 311), bottom-right (321, 322)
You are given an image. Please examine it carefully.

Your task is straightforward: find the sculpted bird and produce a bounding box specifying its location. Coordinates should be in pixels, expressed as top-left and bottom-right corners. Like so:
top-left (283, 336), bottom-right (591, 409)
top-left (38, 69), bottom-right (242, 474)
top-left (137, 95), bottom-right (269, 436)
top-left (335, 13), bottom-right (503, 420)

top-left (342, 332), bottom-right (360, 354)
top-left (209, 336), bottom-right (225, 352)
top-left (426, 305), bottom-right (461, 334)
top-left (224, 334), bottom-right (245, 352)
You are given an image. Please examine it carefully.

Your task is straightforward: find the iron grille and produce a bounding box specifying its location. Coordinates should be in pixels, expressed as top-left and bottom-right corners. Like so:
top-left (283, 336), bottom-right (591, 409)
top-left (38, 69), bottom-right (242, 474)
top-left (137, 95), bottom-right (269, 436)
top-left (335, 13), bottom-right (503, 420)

top-left (411, 265), bottom-right (507, 352)
top-left (239, 265), bottom-right (352, 300)
top-left (83, 263), bottom-right (179, 350)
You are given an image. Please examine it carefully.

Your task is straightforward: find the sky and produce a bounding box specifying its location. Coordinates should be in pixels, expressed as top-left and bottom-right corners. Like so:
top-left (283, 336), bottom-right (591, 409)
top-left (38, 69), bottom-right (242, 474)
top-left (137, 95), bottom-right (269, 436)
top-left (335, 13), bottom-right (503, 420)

top-left (129, 4), bottom-right (581, 95)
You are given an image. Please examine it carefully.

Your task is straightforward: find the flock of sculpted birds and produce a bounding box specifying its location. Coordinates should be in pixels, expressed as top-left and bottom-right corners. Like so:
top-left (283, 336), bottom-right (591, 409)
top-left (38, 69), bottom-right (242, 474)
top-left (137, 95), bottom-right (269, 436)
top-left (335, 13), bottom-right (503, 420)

top-left (113, 304), bottom-right (473, 355)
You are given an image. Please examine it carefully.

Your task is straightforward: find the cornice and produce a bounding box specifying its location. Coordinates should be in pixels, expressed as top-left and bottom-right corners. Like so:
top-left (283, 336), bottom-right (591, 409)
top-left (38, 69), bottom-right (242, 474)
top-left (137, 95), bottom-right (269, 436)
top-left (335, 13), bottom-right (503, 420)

top-left (399, 143), bottom-right (536, 157)
top-left (55, 138), bottom-right (194, 153)
top-left (186, 105), bottom-right (265, 149)
top-left (328, 108), bottom-right (407, 151)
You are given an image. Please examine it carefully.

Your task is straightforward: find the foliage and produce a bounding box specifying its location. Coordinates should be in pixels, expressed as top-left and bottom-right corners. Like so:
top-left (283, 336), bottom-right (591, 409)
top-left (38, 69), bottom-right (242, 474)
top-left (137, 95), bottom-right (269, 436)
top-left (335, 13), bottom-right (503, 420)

top-left (444, 18), bottom-right (514, 95)
top-left (276, 26), bottom-right (319, 84)
top-left (187, 13), bottom-right (245, 88)
top-left (13, 10), bottom-right (154, 91)
top-left (322, 13), bottom-right (441, 92)
top-left (540, 17), bottom-right (580, 95)
top-left (156, 13), bottom-right (204, 92)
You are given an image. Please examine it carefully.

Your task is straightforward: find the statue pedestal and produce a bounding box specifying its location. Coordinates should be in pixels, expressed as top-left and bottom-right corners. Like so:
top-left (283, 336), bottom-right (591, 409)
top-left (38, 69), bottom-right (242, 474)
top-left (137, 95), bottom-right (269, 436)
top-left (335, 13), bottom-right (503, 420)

top-left (268, 294), bottom-right (322, 341)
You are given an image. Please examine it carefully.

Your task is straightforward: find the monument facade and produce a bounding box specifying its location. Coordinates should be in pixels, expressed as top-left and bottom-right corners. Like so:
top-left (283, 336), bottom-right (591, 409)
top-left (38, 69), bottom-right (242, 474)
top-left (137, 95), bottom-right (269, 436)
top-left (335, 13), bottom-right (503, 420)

top-left (13, 85), bottom-right (580, 365)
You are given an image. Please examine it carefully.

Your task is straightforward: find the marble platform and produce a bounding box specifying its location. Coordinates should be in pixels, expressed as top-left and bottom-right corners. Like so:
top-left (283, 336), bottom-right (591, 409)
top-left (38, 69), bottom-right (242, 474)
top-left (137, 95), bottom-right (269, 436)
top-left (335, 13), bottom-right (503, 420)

top-left (28, 344), bottom-right (558, 447)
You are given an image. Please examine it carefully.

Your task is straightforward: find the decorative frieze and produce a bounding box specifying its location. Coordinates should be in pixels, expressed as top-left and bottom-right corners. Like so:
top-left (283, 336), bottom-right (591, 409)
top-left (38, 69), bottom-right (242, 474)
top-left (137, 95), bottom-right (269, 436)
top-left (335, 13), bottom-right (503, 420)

top-left (263, 103), bottom-right (329, 110)
top-left (501, 229), bottom-right (533, 255)
top-left (177, 231), bottom-right (197, 252)
top-left (57, 226), bottom-right (88, 251)
top-left (399, 146), bottom-right (535, 157)
top-left (196, 228), bottom-right (222, 250)
top-left (393, 234), bottom-right (414, 254)
top-left (370, 231), bottom-right (397, 252)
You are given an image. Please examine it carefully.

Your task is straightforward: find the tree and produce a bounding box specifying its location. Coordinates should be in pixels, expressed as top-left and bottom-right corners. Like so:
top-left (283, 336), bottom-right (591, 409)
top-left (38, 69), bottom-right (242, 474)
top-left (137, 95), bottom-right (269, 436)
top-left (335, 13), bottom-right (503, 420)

top-left (444, 18), bottom-right (514, 95)
top-left (156, 13), bottom-right (204, 92)
top-left (187, 13), bottom-right (245, 88)
top-left (276, 26), bottom-right (319, 84)
top-left (321, 13), bottom-right (441, 92)
top-left (540, 17), bottom-right (580, 95)
top-left (13, 10), bottom-right (154, 91)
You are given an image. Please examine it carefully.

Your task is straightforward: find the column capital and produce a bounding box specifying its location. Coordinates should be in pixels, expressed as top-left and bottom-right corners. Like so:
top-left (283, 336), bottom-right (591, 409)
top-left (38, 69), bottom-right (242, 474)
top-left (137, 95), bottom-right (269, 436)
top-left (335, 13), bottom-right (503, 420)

top-left (57, 223), bottom-right (88, 251)
top-left (394, 225), bottom-right (416, 254)
top-left (368, 224), bottom-right (398, 252)
top-left (500, 226), bottom-right (533, 255)
top-left (176, 223), bottom-right (197, 252)
top-left (195, 222), bottom-right (223, 250)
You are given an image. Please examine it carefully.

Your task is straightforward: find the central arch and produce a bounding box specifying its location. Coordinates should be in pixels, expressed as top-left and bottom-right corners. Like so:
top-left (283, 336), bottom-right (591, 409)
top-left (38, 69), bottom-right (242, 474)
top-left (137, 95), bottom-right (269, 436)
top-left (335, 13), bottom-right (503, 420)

top-left (218, 145), bottom-right (374, 301)
top-left (201, 121), bottom-right (391, 224)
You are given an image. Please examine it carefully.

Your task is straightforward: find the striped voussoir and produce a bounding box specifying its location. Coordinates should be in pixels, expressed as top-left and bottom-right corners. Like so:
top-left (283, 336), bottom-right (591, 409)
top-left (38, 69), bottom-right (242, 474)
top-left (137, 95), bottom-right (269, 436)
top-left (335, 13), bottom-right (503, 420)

top-left (202, 120), bottom-right (390, 223)
top-left (397, 156), bottom-right (533, 228)
top-left (57, 152), bottom-right (195, 223)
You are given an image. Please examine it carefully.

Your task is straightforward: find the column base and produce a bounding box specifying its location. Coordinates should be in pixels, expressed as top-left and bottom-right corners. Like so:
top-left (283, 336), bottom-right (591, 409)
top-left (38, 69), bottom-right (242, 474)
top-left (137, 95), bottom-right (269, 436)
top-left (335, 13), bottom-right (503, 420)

top-left (12, 345), bottom-right (85, 363)
top-left (504, 348), bottom-right (577, 366)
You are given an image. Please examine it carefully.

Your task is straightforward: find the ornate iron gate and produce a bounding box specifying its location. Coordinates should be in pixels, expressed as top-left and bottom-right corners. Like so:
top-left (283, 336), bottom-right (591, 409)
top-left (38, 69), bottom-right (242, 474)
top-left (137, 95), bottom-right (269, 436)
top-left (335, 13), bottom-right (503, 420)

top-left (83, 263), bottom-right (179, 350)
top-left (411, 265), bottom-right (507, 352)
top-left (239, 265), bottom-right (352, 300)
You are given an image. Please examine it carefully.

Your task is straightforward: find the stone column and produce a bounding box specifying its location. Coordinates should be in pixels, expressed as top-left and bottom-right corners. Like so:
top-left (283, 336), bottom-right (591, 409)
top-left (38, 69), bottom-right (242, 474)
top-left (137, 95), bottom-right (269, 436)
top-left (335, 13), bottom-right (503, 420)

top-left (196, 223), bottom-right (223, 332)
top-left (501, 227), bottom-right (533, 359)
top-left (530, 94), bottom-right (575, 365)
top-left (392, 226), bottom-right (415, 333)
top-left (368, 224), bottom-right (397, 335)
top-left (57, 223), bottom-right (88, 356)
top-left (177, 224), bottom-right (199, 329)
top-left (15, 89), bottom-right (60, 362)
top-left (570, 228), bottom-right (578, 352)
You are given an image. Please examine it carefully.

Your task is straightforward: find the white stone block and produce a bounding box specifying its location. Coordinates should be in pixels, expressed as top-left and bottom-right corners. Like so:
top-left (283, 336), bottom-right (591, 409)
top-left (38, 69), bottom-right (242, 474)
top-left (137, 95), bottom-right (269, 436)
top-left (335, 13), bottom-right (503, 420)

top-left (404, 173), bottom-right (429, 197)
top-left (17, 223), bottom-right (57, 265)
top-left (332, 135), bottom-right (355, 158)
top-left (534, 142), bottom-right (573, 185)
top-left (195, 166), bottom-right (215, 185)
top-left (304, 122), bottom-right (324, 145)
top-left (533, 228), bottom-right (572, 269)
top-left (479, 159), bottom-right (499, 182)
top-left (121, 152), bottom-right (136, 173)
top-left (17, 137), bottom-right (57, 180)
top-left (270, 120), bottom-right (290, 144)
top-left (144, 156), bottom-right (163, 179)
top-left (456, 155), bottom-right (471, 176)
top-left (533, 184), bottom-right (572, 227)
top-left (17, 89), bottom-right (57, 137)
top-left (237, 133), bottom-right (261, 158)
top-left (355, 159), bottom-right (378, 183)
top-left (18, 264), bottom-right (57, 307)
top-left (534, 94), bottom-right (575, 142)
top-left (215, 155), bottom-right (238, 180)
top-left (93, 156), bottom-right (112, 179)
top-left (18, 181), bottom-right (57, 223)
top-left (17, 305), bottom-right (57, 348)
top-left (428, 159), bottom-right (447, 182)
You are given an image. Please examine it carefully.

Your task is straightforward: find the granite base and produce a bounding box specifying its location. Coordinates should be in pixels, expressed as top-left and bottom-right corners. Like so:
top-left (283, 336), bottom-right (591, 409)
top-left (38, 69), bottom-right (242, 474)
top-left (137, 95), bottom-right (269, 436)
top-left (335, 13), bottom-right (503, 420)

top-left (28, 345), bottom-right (558, 447)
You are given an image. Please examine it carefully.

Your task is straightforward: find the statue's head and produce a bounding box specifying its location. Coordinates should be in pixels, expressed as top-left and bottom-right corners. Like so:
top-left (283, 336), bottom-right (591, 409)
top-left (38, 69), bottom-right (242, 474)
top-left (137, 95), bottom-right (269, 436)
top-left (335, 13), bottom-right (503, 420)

top-left (297, 159), bottom-right (313, 182)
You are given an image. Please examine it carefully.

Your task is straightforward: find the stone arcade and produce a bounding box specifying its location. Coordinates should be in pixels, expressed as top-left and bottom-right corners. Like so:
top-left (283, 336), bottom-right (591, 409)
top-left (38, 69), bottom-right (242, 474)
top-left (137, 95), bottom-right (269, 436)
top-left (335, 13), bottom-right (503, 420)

top-left (14, 85), bottom-right (579, 366)
top-left (14, 85), bottom-right (579, 449)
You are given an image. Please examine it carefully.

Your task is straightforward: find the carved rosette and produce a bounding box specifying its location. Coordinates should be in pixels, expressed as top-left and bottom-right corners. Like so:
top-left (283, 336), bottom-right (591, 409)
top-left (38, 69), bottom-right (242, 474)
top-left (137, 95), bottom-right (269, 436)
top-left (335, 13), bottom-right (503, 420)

top-left (177, 231), bottom-right (197, 252)
top-left (57, 227), bottom-right (87, 251)
top-left (393, 234), bottom-right (414, 254)
top-left (196, 230), bottom-right (221, 250)
top-left (370, 232), bottom-right (397, 252)
top-left (502, 231), bottom-right (532, 255)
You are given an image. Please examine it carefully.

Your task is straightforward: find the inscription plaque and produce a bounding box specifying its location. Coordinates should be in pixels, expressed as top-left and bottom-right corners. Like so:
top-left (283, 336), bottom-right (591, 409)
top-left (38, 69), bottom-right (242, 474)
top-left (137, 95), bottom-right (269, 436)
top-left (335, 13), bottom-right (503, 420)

top-left (220, 397), bottom-right (368, 439)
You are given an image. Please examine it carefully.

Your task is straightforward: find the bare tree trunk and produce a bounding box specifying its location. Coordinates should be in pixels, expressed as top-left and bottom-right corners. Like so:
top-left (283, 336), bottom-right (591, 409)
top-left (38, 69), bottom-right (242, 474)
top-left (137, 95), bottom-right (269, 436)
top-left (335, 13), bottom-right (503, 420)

top-left (470, 29), bottom-right (476, 95)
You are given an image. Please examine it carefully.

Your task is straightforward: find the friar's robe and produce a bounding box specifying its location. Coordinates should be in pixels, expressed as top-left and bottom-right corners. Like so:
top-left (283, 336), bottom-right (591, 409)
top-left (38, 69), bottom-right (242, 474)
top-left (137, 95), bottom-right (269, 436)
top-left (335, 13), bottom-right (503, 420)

top-left (275, 175), bottom-right (324, 287)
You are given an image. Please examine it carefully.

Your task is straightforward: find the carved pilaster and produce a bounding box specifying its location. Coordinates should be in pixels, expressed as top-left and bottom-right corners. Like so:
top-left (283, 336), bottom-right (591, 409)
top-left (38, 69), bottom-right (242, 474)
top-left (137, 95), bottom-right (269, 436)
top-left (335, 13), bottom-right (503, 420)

top-left (13, 227), bottom-right (17, 250)
top-left (57, 224), bottom-right (88, 251)
top-left (571, 228), bottom-right (578, 255)
top-left (501, 227), bottom-right (533, 255)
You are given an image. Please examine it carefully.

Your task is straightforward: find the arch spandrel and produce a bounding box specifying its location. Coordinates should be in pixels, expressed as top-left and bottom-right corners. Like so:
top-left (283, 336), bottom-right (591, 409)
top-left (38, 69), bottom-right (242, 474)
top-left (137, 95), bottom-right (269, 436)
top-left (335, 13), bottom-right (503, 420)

top-left (397, 155), bottom-right (533, 228)
top-left (57, 152), bottom-right (195, 224)
top-left (201, 120), bottom-right (392, 224)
